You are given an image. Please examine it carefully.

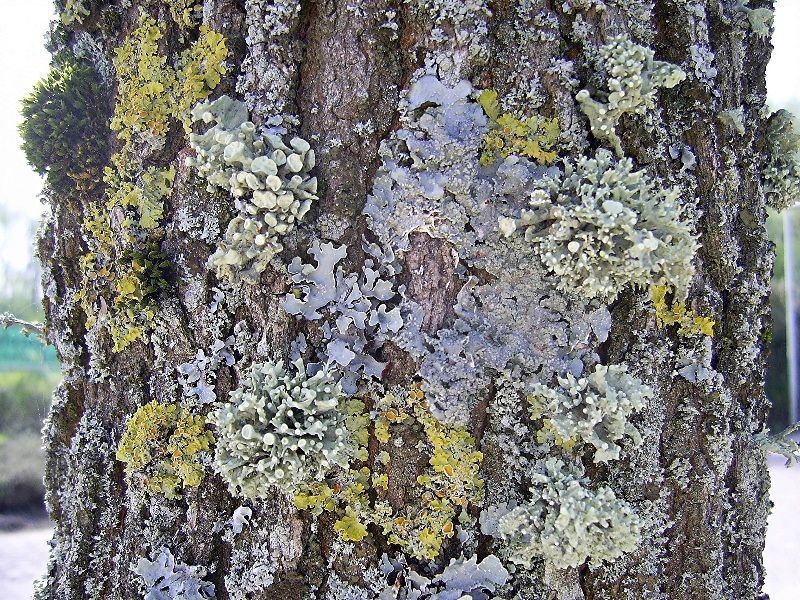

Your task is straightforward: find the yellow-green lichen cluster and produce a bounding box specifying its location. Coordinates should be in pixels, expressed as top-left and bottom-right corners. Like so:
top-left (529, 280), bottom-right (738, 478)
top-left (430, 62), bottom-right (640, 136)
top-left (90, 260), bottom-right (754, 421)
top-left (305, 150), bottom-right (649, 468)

top-left (162, 0), bottom-right (201, 28)
top-left (651, 285), bottom-right (714, 337)
top-left (116, 401), bottom-right (214, 499)
top-left (60, 0), bottom-right (89, 26)
top-left (478, 89), bottom-right (560, 166)
top-left (77, 12), bottom-right (227, 352)
top-left (294, 384), bottom-right (484, 560)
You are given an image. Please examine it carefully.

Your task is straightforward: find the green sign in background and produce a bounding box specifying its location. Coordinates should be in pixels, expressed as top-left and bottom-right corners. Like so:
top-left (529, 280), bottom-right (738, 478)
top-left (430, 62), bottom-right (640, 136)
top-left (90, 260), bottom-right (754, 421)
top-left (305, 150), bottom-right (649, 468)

top-left (0, 327), bottom-right (59, 372)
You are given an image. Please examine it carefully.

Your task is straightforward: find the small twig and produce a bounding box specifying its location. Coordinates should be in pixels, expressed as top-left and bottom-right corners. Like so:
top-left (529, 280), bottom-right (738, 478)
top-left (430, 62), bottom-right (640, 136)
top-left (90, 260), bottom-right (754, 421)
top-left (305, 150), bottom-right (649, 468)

top-left (755, 423), bottom-right (800, 467)
top-left (0, 312), bottom-right (47, 342)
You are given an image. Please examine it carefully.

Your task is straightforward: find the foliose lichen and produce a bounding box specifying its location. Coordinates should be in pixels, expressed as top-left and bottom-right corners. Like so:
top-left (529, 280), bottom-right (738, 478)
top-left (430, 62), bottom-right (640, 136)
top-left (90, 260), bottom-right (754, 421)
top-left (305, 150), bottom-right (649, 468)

top-left (378, 553), bottom-right (509, 599)
top-left (763, 109), bottom-right (800, 212)
top-left (529, 364), bottom-right (652, 463)
top-left (294, 385), bottom-right (484, 561)
top-left (208, 358), bottom-right (352, 497)
top-left (116, 401), bottom-right (214, 499)
top-left (502, 149), bottom-right (698, 302)
top-left (133, 547), bottom-right (216, 599)
top-left (282, 240), bottom-right (408, 391)
top-left (60, 0), bottom-right (90, 26)
top-left (576, 35), bottom-right (686, 156)
top-left (651, 285), bottom-right (714, 337)
top-left (177, 336), bottom-right (236, 405)
top-left (186, 95), bottom-right (318, 282)
top-left (497, 457), bottom-right (642, 569)
top-left (477, 89), bottom-right (560, 166)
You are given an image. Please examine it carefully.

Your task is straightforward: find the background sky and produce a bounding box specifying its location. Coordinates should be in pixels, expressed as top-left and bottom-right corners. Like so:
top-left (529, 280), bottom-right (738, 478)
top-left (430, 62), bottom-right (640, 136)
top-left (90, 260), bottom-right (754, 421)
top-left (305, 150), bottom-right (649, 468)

top-left (0, 1), bottom-right (798, 274)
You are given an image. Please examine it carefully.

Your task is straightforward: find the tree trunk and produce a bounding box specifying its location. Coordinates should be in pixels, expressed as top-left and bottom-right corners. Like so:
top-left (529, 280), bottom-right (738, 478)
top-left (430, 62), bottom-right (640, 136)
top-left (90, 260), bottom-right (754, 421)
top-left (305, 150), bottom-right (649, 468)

top-left (32, 0), bottom-right (778, 598)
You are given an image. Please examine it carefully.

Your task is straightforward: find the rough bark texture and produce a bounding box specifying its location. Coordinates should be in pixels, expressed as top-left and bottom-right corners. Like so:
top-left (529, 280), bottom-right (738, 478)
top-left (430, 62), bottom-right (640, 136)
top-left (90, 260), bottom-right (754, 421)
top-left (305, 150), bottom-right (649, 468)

top-left (33, 0), bottom-right (777, 599)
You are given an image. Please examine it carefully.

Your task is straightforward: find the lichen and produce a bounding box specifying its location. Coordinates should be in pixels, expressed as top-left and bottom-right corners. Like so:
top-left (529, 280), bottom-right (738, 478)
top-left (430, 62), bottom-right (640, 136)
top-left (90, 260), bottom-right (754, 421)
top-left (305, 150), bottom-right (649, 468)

top-left (133, 547), bottom-right (216, 599)
top-left (294, 385), bottom-right (484, 561)
top-left (755, 423), bottom-right (800, 467)
top-left (281, 240), bottom-right (408, 391)
top-left (529, 364), bottom-right (652, 463)
top-left (651, 285), bottom-right (714, 337)
top-left (186, 95), bottom-right (318, 282)
top-left (19, 57), bottom-right (109, 193)
top-left (763, 109), bottom-right (800, 212)
top-left (576, 35), bottom-right (686, 156)
top-left (503, 149), bottom-right (698, 302)
top-left (116, 401), bottom-right (214, 499)
top-left (177, 336), bottom-right (236, 405)
top-left (477, 89), bottom-right (560, 166)
top-left (718, 107), bottom-right (746, 136)
top-left (208, 358), bottom-right (352, 497)
top-left (78, 12), bottom-right (227, 352)
top-left (497, 457), bottom-right (642, 569)
top-left (60, 0), bottom-right (90, 26)
top-left (378, 553), bottom-right (509, 598)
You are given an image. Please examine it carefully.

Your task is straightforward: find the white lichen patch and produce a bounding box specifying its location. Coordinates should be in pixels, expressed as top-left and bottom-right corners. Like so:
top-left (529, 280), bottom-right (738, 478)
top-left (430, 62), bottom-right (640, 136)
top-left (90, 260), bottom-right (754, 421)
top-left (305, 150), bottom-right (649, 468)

top-left (505, 148), bottom-right (698, 302)
top-left (186, 95), bottom-right (317, 282)
top-left (530, 364), bottom-right (653, 463)
top-left (208, 358), bottom-right (351, 497)
top-left (576, 35), bottom-right (686, 156)
top-left (133, 547), bottom-right (216, 599)
top-left (497, 457), bottom-right (642, 569)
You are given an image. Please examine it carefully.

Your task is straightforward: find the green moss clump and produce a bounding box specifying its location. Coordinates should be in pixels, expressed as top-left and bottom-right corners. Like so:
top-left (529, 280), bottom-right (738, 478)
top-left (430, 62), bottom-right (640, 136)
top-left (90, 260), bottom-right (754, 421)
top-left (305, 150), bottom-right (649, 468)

top-left (19, 59), bottom-right (109, 193)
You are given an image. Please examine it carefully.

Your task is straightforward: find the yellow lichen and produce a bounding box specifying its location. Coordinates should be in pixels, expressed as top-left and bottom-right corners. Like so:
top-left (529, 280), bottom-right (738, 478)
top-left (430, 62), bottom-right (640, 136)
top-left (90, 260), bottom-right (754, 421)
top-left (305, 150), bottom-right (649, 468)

top-left (478, 89), bottom-right (560, 165)
top-left (334, 513), bottom-right (369, 542)
top-left (294, 384), bottom-right (484, 560)
top-left (116, 401), bottom-right (214, 499)
top-left (651, 285), bottom-right (714, 337)
top-left (78, 12), bottom-right (227, 352)
top-left (162, 0), bottom-right (200, 28)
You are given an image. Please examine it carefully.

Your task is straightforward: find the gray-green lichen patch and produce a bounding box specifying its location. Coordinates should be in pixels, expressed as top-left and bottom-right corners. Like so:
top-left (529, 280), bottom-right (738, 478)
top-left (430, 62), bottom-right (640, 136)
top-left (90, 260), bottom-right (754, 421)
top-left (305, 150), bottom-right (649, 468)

top-left (377, 553), bottom-right (509, 598)
top-left (186, 95), bottom-right (317, 282)
top-left (530, 364), bottom-right (653, 463)
top-left (208, 358), bottom-right (352, 497)
top-left (363, 73), bottom-right (613, 423)
top-left (497, 457), bottom-right (642, 570)
top-left (576, 35), bottom-right (686, 157)
top-left (281, 239), bottom-right (413, 393)
top-left (503, 149), bottom-right (698, 302)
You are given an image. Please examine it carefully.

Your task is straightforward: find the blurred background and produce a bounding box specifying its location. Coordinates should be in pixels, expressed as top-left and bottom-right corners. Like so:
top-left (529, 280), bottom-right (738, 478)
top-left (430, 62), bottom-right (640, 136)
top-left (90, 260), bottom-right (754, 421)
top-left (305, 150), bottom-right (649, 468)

top-left (0, 0), bottom-right (798, 597)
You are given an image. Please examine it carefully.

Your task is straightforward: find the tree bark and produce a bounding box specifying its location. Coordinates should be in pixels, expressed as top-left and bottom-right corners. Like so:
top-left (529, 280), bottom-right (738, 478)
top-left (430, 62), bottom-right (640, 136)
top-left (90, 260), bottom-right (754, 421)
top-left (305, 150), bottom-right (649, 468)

top-left (34, 0), bottom-right (776, 599)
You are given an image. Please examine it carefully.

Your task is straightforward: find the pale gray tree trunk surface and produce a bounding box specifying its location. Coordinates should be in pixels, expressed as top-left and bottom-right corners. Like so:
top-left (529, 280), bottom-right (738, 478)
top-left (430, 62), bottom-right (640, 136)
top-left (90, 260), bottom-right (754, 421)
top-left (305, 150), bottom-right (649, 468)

top-left (32, 0), bottom-right (777, 599)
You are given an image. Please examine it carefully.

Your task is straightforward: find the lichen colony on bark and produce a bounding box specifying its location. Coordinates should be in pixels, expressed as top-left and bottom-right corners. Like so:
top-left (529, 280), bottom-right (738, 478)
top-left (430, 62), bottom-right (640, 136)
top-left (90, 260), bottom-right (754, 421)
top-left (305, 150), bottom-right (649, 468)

top-left (23, 0), bottom-right (783, 598)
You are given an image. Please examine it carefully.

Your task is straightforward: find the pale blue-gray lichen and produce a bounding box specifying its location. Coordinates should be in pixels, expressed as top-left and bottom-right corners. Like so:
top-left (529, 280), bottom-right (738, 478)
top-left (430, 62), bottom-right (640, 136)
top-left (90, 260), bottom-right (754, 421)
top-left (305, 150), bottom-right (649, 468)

top-left (497, 457), bottom-right (642, 569)
top-left (576, 35), bottom-right (686, 156)
top-left (763, 109), bottom-right (800, 212)
top-left (502, 149), bottom-right (698, 302)
top-left (364, 74), bottom-right (610, 423)
top-left (281, 240), bottom-right (409, 392)
top-left (186, 95), bottom-right (317, 282)
top-left (208, 358), bottom-right (351, 497)
top-left (530, 364), bottom-right (653, 463)
top-left (133, 547), bottom-right (216, 600)
top-left (377, 553), bottom-right (509, 599)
